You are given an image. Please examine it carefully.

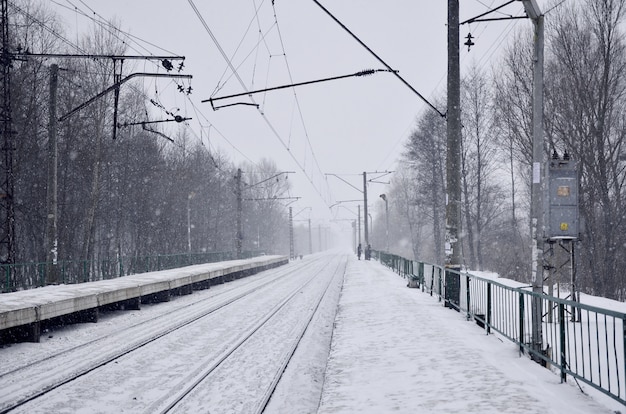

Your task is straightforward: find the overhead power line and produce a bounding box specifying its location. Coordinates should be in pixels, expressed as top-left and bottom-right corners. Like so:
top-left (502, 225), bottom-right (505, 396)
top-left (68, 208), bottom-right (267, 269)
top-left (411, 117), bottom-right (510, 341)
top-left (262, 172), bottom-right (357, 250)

top-left (187, 0), bottom-right (333, 206)
top-left (310, 0), bottom-right (446, 118)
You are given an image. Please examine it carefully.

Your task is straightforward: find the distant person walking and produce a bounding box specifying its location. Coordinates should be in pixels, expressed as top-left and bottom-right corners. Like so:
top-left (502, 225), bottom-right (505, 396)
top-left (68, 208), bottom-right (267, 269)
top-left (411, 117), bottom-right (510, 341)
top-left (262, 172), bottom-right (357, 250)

top-left (357, 243), bottom-right (362, 260)
top-left (365, 244), bottom-right (371, 260)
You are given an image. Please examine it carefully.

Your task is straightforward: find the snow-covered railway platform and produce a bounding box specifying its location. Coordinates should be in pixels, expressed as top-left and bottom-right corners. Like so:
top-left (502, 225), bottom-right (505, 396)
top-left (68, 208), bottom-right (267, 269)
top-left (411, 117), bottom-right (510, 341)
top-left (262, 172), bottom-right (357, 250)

top-left (317, 258), bottom-right (619, 414)
top-left (0, 255), bottom-right (287, 343)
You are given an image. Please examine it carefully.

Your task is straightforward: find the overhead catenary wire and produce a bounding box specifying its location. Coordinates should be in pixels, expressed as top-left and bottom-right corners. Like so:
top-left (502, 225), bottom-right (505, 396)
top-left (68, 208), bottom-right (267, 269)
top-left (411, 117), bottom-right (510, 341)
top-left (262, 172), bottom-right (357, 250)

top-left (187, 0), bottom-right (333, 207)
top-left (211, 2), bottom-right (277, 98)
top-left (310, 0), bottom-right (446, 118)
top-left (56, 0), bottom-right (179, 57)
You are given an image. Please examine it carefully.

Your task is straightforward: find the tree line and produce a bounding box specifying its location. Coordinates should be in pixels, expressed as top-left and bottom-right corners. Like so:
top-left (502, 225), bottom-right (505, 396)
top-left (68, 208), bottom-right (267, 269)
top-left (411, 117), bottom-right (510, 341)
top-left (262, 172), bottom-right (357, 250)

top-left (6, 1), bottom-right (292, 287)
top-left (369, 0), bottom-right (626, 301)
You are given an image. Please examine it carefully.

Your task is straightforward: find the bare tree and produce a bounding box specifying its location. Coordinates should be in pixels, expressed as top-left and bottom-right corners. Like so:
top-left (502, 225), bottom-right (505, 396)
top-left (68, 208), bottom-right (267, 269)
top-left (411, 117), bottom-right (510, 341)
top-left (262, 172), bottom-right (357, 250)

top-left (403, 101), bottom-right (447, 265)
top-left (547, 0), bottom-right (626, 298)
top-left (460, 65), bottom-right (506, 271)
top-left (387, 164), bottom-right (425, 260)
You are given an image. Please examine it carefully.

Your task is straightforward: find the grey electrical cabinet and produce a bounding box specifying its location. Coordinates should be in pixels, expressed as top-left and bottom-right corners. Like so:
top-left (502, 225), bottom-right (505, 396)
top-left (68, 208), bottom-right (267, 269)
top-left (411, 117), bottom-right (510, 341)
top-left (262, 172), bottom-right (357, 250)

top-left (547, 156), bottom-right (579, 240)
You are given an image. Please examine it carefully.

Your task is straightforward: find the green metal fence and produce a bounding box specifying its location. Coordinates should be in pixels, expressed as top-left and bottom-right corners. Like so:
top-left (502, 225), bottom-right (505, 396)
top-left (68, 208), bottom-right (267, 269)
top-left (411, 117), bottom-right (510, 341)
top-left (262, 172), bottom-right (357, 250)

top-left (1, 250), bottom-right (264, 293)
top-left (374, 250), bottom-right (626, 407)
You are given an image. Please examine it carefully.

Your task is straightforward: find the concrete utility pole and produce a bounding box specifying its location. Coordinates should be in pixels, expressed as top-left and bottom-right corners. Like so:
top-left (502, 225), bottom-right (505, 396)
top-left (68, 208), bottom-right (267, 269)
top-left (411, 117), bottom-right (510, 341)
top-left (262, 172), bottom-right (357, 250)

top-left (363, 172), bottom-right (369, 257)
top-left (522, 0), bottom-right (545, 358)
top-left (357, 205), bottom-right (361, 246)
top-left (446, 0), bottom-right (462, 270)
top-left (45, 64), bottom-right (59, 284)
top-left (318, 224), bottom-right (322, 252)
top-left (235, 168), bottom-right (243, 259)
top-left (289, 206), bottom-right (294, 259)
top-left (380, 193), bottom-right (389, 252)
top-left (308, 218), bottom-right (312, 255)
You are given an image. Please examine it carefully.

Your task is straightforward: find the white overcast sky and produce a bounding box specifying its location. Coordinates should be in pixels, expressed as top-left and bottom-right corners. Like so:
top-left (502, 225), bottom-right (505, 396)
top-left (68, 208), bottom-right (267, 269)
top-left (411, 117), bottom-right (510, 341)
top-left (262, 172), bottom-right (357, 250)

top-left (46, 0), bottom-right (549, 229)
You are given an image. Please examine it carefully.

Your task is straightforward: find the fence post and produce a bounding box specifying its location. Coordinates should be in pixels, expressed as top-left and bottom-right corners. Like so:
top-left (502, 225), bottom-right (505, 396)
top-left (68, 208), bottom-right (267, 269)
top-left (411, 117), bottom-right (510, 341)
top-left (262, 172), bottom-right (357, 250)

top-left (559, 302), bottom-right (566, 383)
top-left (40, 263), bottom-right (46, 287)
top-left (519, 292), bottom-right (525, 353)
top-left (438, 268), bottom-right (442, 302)
top-left (430, 265), bottom-right (434, 296)
top-left (486, 282), bottom-right (492, 334)
top-left (466, 274), bottom-right (471, 320)
top-left (623, 315), bottom-right (626, 399)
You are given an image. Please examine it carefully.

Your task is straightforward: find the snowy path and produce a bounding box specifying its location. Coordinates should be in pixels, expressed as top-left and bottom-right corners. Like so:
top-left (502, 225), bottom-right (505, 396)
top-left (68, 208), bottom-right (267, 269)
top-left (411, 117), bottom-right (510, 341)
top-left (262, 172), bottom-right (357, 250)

top-left (317, 258), bottom-right (615, 414)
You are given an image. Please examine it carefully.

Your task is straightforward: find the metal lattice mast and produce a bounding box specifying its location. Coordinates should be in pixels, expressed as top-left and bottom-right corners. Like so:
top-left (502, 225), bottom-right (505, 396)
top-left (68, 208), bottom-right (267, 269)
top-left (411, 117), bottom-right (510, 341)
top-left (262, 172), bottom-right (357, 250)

top-left (0, 0), bottom-right (15, 274)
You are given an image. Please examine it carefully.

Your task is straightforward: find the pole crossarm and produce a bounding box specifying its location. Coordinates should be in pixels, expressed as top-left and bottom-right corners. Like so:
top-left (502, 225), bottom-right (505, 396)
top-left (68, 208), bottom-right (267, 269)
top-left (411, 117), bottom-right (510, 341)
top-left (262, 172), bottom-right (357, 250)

top-left (15, 52), bottom-right (185, 62)
top-left (243, 196), bottom-right (300, 201)
top-left (460, 0), bottom-right (517, 25)
top-left (325, 173), bottom-right (363, 193)
top-left (119, 116), bottom-right (191, 128)
top-left (59, 73), bottom-right (192, 122)
top-left (460, 0), bottom-right (541, 25)
top-left (329, 199), bottom-right (362, 208)
top-left (244, 171), bottom-right (295, 190)
top-left (366, 170), bottom-right (394, 184)
top-left (293, 206), bottom-right (312, 219)
top-left (203, 69), bottom-right (395, 110)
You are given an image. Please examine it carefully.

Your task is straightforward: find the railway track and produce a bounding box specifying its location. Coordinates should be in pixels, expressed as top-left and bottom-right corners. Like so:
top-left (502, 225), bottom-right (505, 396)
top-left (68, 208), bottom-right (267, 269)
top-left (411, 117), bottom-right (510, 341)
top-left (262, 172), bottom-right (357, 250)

top-left (152, 254), bottom-right (347, 414)
top-left (0, 256), bottom-right (324, 413)
top-left (0, 253), bottom-right (346, 413)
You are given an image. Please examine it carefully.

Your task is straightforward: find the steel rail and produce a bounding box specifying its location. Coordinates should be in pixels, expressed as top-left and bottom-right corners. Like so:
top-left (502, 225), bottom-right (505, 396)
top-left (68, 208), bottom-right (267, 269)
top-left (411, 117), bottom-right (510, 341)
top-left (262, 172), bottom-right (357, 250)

top-left (152, 255), bottom-right (344, 413)
top-left (254, 256), bottom-right (347, 414)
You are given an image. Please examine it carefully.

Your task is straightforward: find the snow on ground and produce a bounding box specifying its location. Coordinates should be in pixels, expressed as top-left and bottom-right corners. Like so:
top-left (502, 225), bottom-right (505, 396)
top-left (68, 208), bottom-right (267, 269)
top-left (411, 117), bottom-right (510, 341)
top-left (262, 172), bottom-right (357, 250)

top-left (1, 254), bottom-right (623, 413)
top-left (318, 258), bottom-right (617, 414)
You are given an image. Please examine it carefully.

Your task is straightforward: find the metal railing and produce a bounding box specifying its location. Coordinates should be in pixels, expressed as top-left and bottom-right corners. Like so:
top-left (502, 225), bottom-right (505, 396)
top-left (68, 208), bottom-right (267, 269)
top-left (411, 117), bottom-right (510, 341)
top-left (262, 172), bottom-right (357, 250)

top-left (1, 250), bottom-right (264, 293)
top-left (374, 250), bottom-right (626, 407)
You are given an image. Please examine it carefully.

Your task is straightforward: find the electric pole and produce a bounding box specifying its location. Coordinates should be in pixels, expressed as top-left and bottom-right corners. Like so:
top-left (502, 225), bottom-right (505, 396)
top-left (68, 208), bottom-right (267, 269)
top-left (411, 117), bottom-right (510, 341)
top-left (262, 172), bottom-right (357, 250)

top-left (446, 0), bottom-right (462, 271)
top-left (235, 168), bottom-right (243, 259)
top-left (0, 0), bottom-right (15, 286)
top-left (357, 205), bottom-right (361, 246)
top-left (289, 206), bottom-right (294, 259)
top-left (308, 218), bottom-right (312, 255)
top-left (522, 0), bottom-right (545, 359)
top-left (45, 64), bottom-right (59, 284)
top-left (318, 224), bottom-right (322, 252)
top-left (380, 193), bottom-right (389, 252)
top-left (363, 172), bottom-right (369, 257)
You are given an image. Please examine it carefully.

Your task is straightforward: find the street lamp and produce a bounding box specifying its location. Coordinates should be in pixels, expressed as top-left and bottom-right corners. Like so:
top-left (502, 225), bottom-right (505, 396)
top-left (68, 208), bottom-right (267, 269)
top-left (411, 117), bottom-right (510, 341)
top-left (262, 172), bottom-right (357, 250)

top-left (380, 194), bottom-right (389, 252)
